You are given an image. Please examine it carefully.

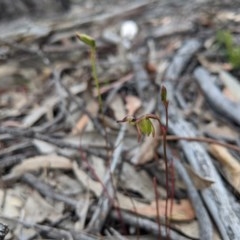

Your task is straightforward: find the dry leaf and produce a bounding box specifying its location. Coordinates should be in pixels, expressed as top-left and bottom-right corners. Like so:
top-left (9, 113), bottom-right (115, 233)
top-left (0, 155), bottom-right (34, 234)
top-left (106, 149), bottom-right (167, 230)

top-left (7, 154), bottom-right (72, 179)
top-left (55, 174), bottom-right (84, 195)
top-left (173, 220), bottom-right (221, 240)
top-left (69, 82), bottom-right (88, 95)
top-left (116, 194), bottom-right (195, 221)
top-left (74, 194), bottom-right (90, 231)
top-left (109, 94), bottom-right (126, 120)
top-left (99, 114), bottom-right (120, 130)
top-left (209, 144), bottom-right (240, 193)
top-left (22, 97), bottom-right (58, 127)
top-left (173, 220), bottom-right (199, 239)
top-left (73, 162), bottom-right (102, 197)
top-left (197, 54), bottom-right (219, 73)
top-left (0, 91), bottom-right (28, 115)
top-left (1, 120), bottom-right (22, 127)
top-left (0, 189), bottom-right (23, 218)
top-left (216, 11), bottom-right (240, 23)
top-left (24, 191), bottom-right (63, 223)
top-left (72, 114), bottom-right (90, 135)
top-left (22, 106), bottom-right (47, 127)
top-left (119, 162), bottom-right (164, 201)
top-left (72, 100), bottom-right (98, 135)
top-left (33, 139), bottom-right (56, 154)
top-left (155, 60), bottom-right (169, 86)
top-left (90, 156), bottom-right (106, 181)
top-left (223, 88), bottom-right (238, 102)
top-left (209, 144), bottom-right (240, 170)
top-left (73, 161), bottom-right (194, 221)
top-left (125, 95), bottom-right (141, 116)
top-left (0, 64), bottom-right (18, 80)
top-left (184, 163), bottom-right (214, 190)
top-left (202, 123), bottom-right (238, 141)
top-left (219, 70), bottom-right (240, 102)
top-left (65, 132), bottom-right (118, 148)
top-left (93, 73), bottom-right (133, 96)
top-left (148, 199), bottom-right (195, 221)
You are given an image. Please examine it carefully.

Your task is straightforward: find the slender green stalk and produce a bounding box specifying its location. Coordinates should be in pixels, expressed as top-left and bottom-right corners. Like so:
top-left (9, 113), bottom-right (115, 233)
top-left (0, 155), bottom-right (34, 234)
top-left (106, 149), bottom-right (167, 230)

top-left (76, 33), bottom-right (103, 112)
top-left (90, 48), bottom-right (103, 112)
top-left (77, 33), bottom-right (126, 233)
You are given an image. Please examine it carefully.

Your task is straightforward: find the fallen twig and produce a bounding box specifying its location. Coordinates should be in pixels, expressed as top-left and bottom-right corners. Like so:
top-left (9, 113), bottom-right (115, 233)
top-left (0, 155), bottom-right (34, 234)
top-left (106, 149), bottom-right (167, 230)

top-left (165, 39), bottom-right (202, 82)
top-left (194, 67), bottom-right (240, 126)
top-left (0, 127), bottom-right (106, 159)
top-left (0, 216), bottom-right (96, 240)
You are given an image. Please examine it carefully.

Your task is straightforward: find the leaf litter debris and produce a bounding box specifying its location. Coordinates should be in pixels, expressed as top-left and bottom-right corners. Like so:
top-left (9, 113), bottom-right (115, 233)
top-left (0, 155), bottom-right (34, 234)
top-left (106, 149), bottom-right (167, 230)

top-left (1, 0), bottom-right (240, 240)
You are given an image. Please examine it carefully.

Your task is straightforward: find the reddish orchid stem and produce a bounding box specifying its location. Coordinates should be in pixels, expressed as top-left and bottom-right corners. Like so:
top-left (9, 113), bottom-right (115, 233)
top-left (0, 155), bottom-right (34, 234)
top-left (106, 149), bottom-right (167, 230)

top-left (169, 159), bottom-right (175, 222)
top-left (138, 113), bottom-right (170, 237)
top-left (153, 177), bottom-right (162, 240)
top-left (116, 105), bottom-right (173, 238)
top-left (164, 102), bottom-right (169, 130)
top-left (162, 126), bottom-right (170, 238)
top-left (159, 83), bottom-right (171, 238)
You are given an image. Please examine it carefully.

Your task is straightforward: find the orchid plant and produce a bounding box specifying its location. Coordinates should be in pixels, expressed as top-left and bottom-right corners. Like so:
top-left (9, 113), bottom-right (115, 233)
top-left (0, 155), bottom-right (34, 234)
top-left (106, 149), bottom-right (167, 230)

top-left (77, 32), bottom-right (173, 239)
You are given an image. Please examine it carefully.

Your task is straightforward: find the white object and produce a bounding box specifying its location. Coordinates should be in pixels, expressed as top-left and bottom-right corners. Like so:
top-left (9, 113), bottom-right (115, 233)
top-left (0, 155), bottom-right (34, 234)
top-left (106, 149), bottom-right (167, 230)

top-left (120, 20), bottom-right (138, 40)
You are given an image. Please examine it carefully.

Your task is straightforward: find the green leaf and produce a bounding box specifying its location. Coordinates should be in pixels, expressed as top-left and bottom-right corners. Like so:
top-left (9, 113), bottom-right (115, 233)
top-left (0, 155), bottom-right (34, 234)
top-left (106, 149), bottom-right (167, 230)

top-left (76, 33), bottom-right (96, 48)
top-left (229, 47), bottom-right (240, 69)
top-left (137, 118), bottom-right (155, 137)
top-left (216, 30), bottom-right (233, 50)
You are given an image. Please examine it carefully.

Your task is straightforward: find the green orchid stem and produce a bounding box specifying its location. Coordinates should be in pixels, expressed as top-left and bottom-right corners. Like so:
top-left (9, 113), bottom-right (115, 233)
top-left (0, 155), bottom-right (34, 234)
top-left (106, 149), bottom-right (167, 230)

top-left (76, 33), bottom-right (102, 112)
top-left (90, 47), bottom-right (103, 112)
